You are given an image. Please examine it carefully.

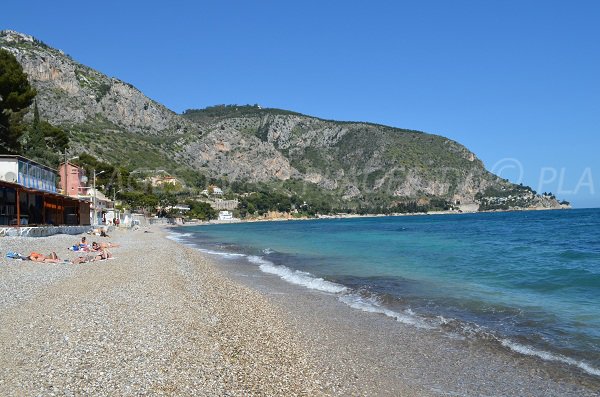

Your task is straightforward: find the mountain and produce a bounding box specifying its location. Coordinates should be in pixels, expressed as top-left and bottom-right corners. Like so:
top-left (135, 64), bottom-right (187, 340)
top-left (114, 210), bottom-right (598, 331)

top-left (0, 30), bottom-right (564, 212)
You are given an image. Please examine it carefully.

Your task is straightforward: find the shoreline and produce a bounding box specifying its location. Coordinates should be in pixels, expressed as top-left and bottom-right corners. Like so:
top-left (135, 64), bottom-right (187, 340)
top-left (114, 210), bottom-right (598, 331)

top-left (186, 205), bottom-right (573, 227)
top-left (165, 226), bottom-right (600, 396)
top-left (0, 227), bottom-right (598, 395)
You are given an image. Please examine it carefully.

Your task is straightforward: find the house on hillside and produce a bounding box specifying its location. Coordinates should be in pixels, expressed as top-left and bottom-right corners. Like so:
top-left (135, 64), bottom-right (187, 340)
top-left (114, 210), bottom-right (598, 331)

top-left (201, 185), bottom-right (223, 196)
top-left (147, 174), bottom-right (182, 188)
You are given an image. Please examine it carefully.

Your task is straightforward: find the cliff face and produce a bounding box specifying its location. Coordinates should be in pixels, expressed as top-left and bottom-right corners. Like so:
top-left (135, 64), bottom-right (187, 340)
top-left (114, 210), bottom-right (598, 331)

top-left (1, 30), bottom-right (557, 210)
top-left (0, 30), bottom-right (179, 133)
top-left (183, 109), bottom-right (504, 206)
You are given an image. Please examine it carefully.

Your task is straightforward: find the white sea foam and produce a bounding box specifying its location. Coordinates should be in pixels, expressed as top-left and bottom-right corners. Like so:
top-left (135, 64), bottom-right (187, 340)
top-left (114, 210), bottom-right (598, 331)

top-left (262, 248), bottom-right (274, 255)
top-left (500, 339), bottom-right (600, 377)
top-left (167, 233), bottom-right (246, 258)
top-left (248, 255), bottom-right (431, 327)
top-left (166, 232), bottom-right (193, 242)
top-left (196, 248), bottom-right (247, 259)
top-left (338, 294), bottom-right (432, 328)
top-left (166, 233), bottom-right (200, 249)
top-left (248, 256), bottom-right (348, 294)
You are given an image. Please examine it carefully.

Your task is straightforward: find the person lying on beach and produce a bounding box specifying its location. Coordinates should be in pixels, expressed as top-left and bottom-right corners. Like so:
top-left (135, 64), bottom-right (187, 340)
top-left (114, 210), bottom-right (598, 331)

top-left (91, 241), bottom-right (120, 250)
top-left (27, 252), bottom-right (61, 263)
top-left (70, 236), bottom-right (90, 252)
top-left (90, 242), bottom-right (114, 258)
top-left (72, 249), bottom-right (113, 264)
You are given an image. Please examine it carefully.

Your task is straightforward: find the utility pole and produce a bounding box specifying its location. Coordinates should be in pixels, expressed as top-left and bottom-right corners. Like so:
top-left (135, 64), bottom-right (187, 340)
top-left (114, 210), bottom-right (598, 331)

top-left (93, 170), bottom-right (96, 226)
top-left (93, 169), bottom-right (105, 226)
top-left (64, 148), bottom-right (68, 196)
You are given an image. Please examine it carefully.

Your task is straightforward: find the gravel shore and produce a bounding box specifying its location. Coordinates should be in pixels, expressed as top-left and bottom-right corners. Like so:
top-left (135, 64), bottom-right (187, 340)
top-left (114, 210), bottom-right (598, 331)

top-left (0, 227), bottom-right (328, 396)
top-left (1, 226), bottom-right (599, 396)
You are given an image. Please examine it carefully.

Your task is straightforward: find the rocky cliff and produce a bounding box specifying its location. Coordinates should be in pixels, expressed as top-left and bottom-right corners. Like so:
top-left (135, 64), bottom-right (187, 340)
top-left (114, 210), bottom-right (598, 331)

top-left (181, 107), bottom-right (503, 206)
top-left (1, 30), bottom-right (562, 211)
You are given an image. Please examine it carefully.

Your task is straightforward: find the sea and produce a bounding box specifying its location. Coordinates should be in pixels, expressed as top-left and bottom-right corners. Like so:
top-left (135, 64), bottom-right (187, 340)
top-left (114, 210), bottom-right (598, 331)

top-left (167, 208), bottom-right (600, 378)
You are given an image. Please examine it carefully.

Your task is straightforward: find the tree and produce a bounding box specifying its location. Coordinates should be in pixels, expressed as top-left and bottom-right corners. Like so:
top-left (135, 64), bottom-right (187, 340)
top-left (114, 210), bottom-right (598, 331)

top-left (0, 49), bottom-right (36, 153)
top-left (25, 100), bottom-right (69, 164)
top-left (156, 192), bottom-right (177, 217)
top-left (39, 121), bottom-right (69, 151)
top-left (186, 200), bottom-right (217, 221)
top-left (28, 100), bottom-right (44, 146)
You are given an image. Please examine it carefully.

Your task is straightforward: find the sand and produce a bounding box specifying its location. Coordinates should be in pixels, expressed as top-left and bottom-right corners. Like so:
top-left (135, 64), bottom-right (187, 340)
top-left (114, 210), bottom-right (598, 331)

top-left (0, 226), bottom-right (598, 396)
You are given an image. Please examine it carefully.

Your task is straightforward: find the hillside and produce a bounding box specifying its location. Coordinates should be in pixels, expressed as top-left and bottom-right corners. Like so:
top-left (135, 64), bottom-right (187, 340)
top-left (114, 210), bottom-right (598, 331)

top-left (182, 105), bottom-right (499, 202)
top-left (0, 30), bottom-right (563, 212)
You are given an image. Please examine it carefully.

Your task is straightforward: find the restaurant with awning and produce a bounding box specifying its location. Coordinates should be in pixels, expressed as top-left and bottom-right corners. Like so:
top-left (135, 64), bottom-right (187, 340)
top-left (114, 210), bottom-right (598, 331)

top-left (0, 155), bottom-right (90, 226)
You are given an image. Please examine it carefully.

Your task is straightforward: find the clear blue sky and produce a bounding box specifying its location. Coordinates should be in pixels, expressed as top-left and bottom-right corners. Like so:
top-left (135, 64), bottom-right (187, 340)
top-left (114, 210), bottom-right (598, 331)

top-left (2, 1), bottom-right (599, 207)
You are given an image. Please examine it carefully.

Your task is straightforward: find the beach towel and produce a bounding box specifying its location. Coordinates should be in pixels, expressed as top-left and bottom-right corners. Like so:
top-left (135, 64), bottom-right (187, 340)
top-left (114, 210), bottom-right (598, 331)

top-left (6, 252), bottom-right (27, 260)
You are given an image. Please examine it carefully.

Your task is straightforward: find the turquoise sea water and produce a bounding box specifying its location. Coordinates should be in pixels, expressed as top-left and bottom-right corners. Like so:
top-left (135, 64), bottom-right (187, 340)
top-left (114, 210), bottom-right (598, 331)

top-left (168, 209), bottom-right (600, 376)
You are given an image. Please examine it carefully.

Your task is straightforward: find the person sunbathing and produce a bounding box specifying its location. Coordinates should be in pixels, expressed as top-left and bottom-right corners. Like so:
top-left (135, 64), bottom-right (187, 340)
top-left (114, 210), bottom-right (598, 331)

top-left (95, 250), bottom-right (112, 260)
top-left (71, 236), bottom-right (90, 252)
top-left (28, 252), bottom-right (61, 263)
top-left (91, 241), bottom-right (120, 250)
top-left (90, 242), bottom-right (114, 259)
top-left (72, 250), bottom-right (112, 263)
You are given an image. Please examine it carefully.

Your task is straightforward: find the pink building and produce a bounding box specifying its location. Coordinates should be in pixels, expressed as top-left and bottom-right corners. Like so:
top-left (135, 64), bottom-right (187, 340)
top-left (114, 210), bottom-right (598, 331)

top-left (58, 162), bottom-right (87, 197)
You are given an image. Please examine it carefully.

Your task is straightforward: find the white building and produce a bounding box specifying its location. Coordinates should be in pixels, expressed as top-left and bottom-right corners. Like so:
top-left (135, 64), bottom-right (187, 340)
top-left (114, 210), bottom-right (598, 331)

top-left (201, 186), bottom-right (224, 196)
top-left (80, 187), bottom-right (113, 225)
top-left (168, 204), bottom-right (191, 212)
top-left (218, 210), bottom-right (233, 221)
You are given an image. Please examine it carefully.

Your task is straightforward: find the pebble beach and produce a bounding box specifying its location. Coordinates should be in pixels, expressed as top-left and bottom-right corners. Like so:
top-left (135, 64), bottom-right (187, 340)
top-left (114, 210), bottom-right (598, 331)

top-left (0, 226), bottom-right (599, 396)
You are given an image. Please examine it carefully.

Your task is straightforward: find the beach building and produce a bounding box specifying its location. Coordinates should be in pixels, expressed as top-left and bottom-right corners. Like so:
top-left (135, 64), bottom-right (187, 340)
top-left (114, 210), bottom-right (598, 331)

top-left (79, 187), bottom-right (113, 225)
top-left (0, 155), bottom-right (90, 226)
top-left (57, 162), bottom-right (119, 225)
top-left (104, 208), bottom-right (123, 225)
top-left (58, 161), bottom-right (87, 197)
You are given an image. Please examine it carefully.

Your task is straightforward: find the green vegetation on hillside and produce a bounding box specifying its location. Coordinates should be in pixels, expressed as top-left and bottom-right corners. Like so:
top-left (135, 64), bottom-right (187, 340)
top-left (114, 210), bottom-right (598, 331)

top-left (23, 101), bottom-right (69, 166)
top-left (182, 104), bottom-right (303, 123)
top-left (0, 48), bottom-right (37, 153)
top-left (475, 184), bottom-right (536, 211)
top-left (74, 66), bottom-right (111, 102)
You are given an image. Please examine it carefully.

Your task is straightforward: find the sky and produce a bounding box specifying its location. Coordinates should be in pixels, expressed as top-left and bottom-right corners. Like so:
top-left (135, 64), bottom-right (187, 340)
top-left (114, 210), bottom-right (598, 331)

top-left (2, 1), bottom-right (599, 207)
